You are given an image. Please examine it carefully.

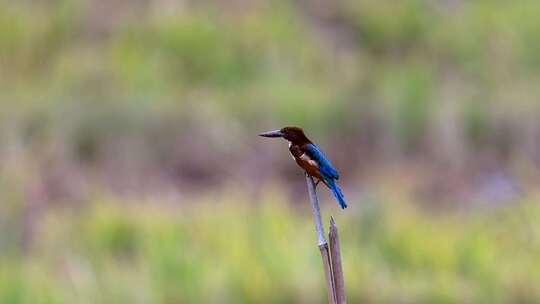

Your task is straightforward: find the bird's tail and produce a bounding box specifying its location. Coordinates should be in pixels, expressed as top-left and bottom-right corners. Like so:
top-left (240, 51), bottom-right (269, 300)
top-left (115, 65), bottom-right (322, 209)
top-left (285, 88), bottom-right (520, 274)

top-left (326, 179), bottom-right (347, 209)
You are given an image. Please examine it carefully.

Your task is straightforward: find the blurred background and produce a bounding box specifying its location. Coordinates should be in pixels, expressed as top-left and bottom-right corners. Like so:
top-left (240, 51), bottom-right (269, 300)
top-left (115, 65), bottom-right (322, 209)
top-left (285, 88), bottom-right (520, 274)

top-left (2, 0), bottom-right (540, 302)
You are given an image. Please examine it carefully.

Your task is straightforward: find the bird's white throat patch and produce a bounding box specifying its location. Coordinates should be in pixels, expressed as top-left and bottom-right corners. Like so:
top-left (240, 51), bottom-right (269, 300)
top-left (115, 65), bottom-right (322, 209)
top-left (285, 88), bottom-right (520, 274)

top-left (288, 141), bottom-right (295, 160)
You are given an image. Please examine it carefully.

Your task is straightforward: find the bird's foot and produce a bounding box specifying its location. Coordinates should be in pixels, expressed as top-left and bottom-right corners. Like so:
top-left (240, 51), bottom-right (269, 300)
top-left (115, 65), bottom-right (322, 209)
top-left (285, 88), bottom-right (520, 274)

top-left (305, 173), bottom-right (321, 188)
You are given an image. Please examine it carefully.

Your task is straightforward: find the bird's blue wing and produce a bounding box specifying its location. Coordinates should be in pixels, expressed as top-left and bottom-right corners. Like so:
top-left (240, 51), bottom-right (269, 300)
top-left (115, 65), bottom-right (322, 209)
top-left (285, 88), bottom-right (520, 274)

top-left (306, 144), bottom-right (347, 209)
top-left (305, 144), bottom-right (339, 180)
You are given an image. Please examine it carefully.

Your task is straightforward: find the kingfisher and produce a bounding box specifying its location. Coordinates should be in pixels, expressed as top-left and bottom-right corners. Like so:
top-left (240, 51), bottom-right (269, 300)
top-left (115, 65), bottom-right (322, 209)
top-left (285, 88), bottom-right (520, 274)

top-left (259, 126), bottom-right (347, 209)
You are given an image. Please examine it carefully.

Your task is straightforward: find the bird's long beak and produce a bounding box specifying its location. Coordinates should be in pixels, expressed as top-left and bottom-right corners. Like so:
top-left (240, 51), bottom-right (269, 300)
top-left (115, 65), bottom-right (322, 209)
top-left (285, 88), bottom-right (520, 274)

top-left (259, 129), bottom-right (283, 138)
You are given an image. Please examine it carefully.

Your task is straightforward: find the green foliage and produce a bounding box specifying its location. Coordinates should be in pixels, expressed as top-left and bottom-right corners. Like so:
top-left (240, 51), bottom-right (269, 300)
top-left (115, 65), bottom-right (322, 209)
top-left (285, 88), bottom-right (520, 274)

top-left (2, 1), bottom-right (540, 302)
top-left (1, 0), bottom-right (539, 172)
top-left (0, 192), bottom-right (537, 303)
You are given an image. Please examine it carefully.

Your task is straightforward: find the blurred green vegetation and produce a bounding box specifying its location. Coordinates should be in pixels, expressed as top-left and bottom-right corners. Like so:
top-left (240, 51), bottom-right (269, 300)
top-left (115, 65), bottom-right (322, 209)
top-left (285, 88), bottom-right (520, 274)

top-left (1, 190), bottom-right (540, 303)
top-left (2, 0), bottom-right (540, 303)
top-left (2, 0), bottom-right (540, 177)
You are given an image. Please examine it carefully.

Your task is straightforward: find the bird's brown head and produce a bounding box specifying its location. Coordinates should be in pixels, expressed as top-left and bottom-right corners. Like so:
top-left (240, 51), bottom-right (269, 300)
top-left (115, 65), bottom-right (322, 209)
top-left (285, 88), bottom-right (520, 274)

top-left (259, 126), bottom-right (311, 144)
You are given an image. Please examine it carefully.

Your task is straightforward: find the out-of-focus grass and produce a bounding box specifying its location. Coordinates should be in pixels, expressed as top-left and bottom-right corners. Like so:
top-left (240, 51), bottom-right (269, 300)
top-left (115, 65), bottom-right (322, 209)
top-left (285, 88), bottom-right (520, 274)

top-left (2, 189), bottom-right (540, 303)
top-left (2, 1), bottom-right (540, 187)
top-left (2, 1), bottom-right (540, 302)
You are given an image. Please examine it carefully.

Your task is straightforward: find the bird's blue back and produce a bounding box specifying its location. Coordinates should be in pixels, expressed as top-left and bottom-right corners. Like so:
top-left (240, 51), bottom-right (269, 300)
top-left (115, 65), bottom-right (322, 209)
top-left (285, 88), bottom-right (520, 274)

top-left (305, 144), bottom-right (339, 180)
top-left (305, 143), bottom-right (347, 208)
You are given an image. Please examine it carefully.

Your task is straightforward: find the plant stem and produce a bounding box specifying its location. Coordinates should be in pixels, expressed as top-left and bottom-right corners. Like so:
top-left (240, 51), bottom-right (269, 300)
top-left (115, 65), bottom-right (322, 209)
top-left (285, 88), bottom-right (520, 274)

top-left (306, 174), bottom-right (337, 304)
top-left (329, 217), bottom-right (347, 304)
